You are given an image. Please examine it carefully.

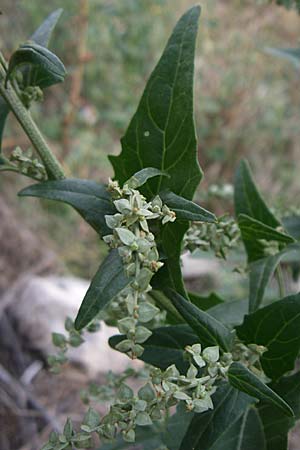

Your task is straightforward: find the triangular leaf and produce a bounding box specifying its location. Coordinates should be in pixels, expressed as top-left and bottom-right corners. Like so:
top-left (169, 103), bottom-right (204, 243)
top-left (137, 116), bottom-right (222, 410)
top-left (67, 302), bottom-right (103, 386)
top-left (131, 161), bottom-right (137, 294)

top-left (160, 190), bottom-right (216, 222)
top-left (19, 179), bottom-right (115, 236)
top-left (236, 293), bottom-right (300, 380)
top-left (228, 363), bottom-right (293, 417)
top-left (166, 289), bottom-right (234, 352)
top-left (75, 250), bottom-right (132, 330)
top-left (110, 7), bottom-right (203, 298)
top-left (109, 6), bottom-right (202, 199)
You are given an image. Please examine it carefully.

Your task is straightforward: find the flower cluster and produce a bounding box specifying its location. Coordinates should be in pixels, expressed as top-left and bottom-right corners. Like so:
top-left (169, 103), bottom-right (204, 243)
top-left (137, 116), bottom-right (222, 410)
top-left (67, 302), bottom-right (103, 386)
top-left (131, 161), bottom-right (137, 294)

top-left (184, 215), bottom-right (240, 259)
top-left (102, 179), bottom-right (175, 358)
top-left (42, 344), bottom-right (230, 449)
top-left (48, 316), bottom-right (100, 373)
top-left (10, 146), bottom-right (46, 180)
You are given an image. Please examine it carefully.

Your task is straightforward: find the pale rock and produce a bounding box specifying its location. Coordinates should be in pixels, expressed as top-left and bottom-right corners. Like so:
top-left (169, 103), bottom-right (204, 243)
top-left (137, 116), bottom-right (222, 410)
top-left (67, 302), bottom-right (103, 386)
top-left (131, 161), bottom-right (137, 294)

top-left (8, 276), bottom-right (141, 376)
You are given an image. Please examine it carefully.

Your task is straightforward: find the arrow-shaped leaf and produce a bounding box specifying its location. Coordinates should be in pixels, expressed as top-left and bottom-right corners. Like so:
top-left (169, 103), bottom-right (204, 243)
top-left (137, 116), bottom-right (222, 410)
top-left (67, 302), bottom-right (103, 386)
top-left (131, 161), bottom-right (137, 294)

top-left (166, 289), bottom-right (234, 352)
top-left (75, 250), bottom-right (132, 330)
top-left (19, 179), bottom-right (115, 236)
top-left (228, 362), bottom-right (293, 417)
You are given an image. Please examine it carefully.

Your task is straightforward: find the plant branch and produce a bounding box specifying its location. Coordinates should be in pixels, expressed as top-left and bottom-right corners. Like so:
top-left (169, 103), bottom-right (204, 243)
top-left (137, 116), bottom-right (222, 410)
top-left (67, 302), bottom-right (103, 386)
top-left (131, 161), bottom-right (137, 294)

top-left (0, 57), bottom-right (65, 180)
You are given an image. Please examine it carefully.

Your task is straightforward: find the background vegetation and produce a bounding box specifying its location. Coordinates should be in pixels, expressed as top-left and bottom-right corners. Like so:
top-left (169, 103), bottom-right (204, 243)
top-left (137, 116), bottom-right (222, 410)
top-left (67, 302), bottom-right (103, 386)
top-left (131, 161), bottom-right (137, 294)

top-left (1, 0), bottom-right (300, 278)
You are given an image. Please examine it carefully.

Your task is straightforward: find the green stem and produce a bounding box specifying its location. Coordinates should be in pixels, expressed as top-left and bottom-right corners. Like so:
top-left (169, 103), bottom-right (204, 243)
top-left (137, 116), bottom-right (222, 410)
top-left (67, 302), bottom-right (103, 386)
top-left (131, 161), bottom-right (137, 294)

top-left (276, 264), bottom-right (285, 298)
top-left (0, 58), bottom-right (65, 180)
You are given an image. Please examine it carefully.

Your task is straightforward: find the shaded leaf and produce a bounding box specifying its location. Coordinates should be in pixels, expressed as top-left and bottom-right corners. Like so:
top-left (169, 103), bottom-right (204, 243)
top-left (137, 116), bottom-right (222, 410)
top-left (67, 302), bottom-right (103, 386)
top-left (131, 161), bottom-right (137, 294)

top-left (126, 167), bottom-right (169, 189)
top-left (19, 179), bottom-right (115, 236)
top-left (236, 293), bottom-right (300, 380)
top-left (188, 291), bottom-right (224, 311)
top-left (162, 404), bottom-right (195, 450)
top-left (110, 324), bottom-right (198, 373)
top-left (228, 363), bottom-right (293, 417)
top-left (258, 372), bottom-right (300, 450)
top-left (6, 43), bottom-right (66, 89)
top-left (208, 299), bottom-right (248, 328)
top-left (75, 250), bottom-right (132, 330)
top-left (30, 9), bottom-right (63, 47)
top-left (178, 383), bottom-right (255, 450)
top-left (166, 289), bottom-right (234, 351)
top-left (160, 190), bottom-right (216, 222)
top-left (211, 407), bottom-right (266, 450)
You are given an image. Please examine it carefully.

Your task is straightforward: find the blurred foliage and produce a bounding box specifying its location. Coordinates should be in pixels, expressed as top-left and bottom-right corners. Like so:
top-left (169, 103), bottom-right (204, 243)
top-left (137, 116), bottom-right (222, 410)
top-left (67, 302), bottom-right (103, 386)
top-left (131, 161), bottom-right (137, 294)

top-left (1, 0), bottom-right (300, 278)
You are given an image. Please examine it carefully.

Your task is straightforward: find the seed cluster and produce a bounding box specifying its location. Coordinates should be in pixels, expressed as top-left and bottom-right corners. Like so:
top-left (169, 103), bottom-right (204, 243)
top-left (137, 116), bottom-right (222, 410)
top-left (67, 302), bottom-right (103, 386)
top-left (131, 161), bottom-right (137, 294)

top-left (102, 178), bottom-right (175, 358)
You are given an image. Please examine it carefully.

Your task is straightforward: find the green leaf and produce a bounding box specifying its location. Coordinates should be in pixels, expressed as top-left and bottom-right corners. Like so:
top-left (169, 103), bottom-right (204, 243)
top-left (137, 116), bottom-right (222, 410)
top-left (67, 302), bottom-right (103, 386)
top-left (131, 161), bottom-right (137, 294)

top-left (228, 363), bottom-right (293, 417)
top-left (166, 289), bottom-right (234, 352)
top-left (178, 383), bottom-right (255, 450)
top-left (234, 159), bottom-right (280, 228)
top-left (265, 46), bottom-right (300, 69)
top-left (19, 179), bottom-right (115, 236)
top-left (258, 372), bottom-right (300, 450)
top-left (208, 299), bottom-right (248, 329)
top-left (6, 43), bottom-right (66, 89)
top-left (236, 293), bottom-right (300, 380)
top-left (211, 407), bottom-right (266, 450)
top-left (109, 6), bottom-right (202, 199)
top-left (110, 324), bottom-right (198, 373)
top-left (249, 243), bottom-right (300, 313)
top-left (162, 404), bottom-right (195, 450)
top-left (110, 7), bottom-right (203, 297)
top-left (238, 214), bottom-right (294, 262)
top-left (75, 250), bottom-right (132, 330)
top-left (160, 190), bottom-right (216, 222)
top-left (152, 221), bottom-right (189, 296)
top-left (125, 167), bottom-right (169, 189)
top-left (188, 291), bottom-right (224, 311)
top-left (30, 9), bottom-right (63, 47)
